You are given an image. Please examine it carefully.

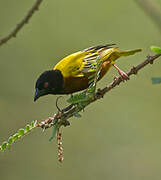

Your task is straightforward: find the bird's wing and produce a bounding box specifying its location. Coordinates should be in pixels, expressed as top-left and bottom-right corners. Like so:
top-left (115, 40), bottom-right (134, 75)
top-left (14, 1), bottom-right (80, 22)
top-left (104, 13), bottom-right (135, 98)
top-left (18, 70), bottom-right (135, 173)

top-left (54, 44), bottom-right (116, 77)
top-left (81, 44), bottom-right (116, 53)
top-left (81, 44), bottom-right (116, 74)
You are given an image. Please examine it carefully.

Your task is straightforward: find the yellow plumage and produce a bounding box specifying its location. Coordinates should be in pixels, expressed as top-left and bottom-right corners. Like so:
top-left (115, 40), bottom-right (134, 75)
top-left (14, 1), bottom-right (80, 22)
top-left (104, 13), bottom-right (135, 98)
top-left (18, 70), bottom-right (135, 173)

top-left (54, 45), bottom-right (141, 79)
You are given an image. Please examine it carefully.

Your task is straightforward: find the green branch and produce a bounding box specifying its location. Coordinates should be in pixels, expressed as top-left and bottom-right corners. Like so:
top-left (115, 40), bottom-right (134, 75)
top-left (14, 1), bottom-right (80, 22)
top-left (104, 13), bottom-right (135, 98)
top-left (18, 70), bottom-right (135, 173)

top-left (0, 120), bottom-right (37, 152)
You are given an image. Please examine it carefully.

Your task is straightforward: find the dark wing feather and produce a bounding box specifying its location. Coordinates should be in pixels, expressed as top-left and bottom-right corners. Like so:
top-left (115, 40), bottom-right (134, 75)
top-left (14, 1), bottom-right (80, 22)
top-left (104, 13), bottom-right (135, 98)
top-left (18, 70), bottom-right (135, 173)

top-left (81, 44), bottom-right (116, 73)
top-left (81, 43), bottom-right (116, 53)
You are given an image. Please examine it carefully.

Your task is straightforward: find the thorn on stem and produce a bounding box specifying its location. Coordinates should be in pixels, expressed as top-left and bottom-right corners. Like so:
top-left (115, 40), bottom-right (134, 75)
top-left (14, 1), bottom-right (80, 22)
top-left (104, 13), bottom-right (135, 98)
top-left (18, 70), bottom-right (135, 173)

top-left (147, 55), bottom-right (154, 64)
top-left (113, 76), bottom-right (118, 81)
top-left (97, 88), bottom-right (104, 98)
top-left (131, 66), bottom-right (138, 74)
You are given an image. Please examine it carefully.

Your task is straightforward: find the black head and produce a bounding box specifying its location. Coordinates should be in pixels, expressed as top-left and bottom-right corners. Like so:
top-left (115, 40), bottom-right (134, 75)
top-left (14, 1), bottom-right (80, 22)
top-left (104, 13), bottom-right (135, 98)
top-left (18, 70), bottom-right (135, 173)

top-left (34, 70), bottom-right (64, 101)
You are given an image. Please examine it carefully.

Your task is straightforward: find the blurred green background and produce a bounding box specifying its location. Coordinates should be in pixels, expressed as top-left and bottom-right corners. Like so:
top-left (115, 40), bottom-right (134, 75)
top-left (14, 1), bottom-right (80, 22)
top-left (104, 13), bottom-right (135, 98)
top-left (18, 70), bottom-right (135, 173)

top-left (0, 0), bottom-right (161, 180)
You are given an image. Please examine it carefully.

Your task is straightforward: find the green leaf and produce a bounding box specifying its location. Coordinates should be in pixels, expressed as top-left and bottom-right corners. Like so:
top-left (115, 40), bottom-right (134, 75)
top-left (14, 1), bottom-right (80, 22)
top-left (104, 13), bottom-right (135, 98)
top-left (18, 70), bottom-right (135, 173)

top-left (1, 141), bottom-right (7, 150)
top-left (31, 121), bottom-right (34, 127)
top-left (8, 136), bottom-right (13, 144)
top-left (0, 121), bottom-right (38, 153)
top-left (67, 92), bottom-right (87, 104)
top-left (49, 124), bottom-right (58, 141)
top-left (13, 133), bottom-right (19, 141)
top-left (74, 112), bottom-right (82, 118)
top-left (25, 124), bottom-right (30, 132)
top-left (7, 144), bottom-right (11, 150)
top-left (87, 86), bottom-right (96, 93)
top-left (151, 46), bottom-right (161, 54)
top-left (80, 101), bottom-right (89, 107)
top-left (30, 120), bottom-right (37, 128)
top-left (18, 128), bottom-right (25, 136)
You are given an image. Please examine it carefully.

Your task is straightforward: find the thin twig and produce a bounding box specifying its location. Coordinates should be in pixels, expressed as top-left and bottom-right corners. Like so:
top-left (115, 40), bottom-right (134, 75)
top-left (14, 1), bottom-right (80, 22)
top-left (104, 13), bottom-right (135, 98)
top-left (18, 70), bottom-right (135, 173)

top-left (0, 0), bottom-right (43, 46)
top-left (37, 53), bottom-right (161, 129)
top-left (135, 0), bottom-right (161, 31)
top-left (57, 131), bottom-right (64, 163)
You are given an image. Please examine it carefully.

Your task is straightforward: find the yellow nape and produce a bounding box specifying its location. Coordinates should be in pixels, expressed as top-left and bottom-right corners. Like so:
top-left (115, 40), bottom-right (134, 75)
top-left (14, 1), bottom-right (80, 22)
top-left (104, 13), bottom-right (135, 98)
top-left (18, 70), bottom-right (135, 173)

top-left (54, 51), bottom-right (87, 77)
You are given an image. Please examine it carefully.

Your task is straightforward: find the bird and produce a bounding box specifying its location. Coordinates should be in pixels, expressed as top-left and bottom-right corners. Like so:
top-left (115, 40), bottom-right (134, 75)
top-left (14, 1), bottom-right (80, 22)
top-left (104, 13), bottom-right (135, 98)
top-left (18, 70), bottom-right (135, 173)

top-left (34, 44), bottom-right (142, 101)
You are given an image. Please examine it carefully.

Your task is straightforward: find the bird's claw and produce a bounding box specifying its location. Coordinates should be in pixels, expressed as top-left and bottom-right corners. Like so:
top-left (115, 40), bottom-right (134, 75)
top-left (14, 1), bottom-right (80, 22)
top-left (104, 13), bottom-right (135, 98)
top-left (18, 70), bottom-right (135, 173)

top-left (119, 70), bottom-right (129, 81)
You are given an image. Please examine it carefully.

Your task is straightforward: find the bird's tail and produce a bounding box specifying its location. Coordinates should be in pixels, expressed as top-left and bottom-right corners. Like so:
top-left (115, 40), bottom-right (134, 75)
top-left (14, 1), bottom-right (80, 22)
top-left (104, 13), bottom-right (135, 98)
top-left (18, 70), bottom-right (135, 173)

top-left (152, 77), bottom-right (161, 84)
top-left (117, 48), bottom-right (142, 57)
top-left (101, 48), bottom-right (142, 62)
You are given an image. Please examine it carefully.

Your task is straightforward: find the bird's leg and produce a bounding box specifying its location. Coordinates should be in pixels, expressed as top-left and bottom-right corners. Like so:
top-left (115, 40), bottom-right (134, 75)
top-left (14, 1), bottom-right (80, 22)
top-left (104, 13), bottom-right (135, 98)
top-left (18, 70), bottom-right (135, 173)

top-left (62, 104), bottom-right (74, 113)
top-left (56, 96), bottom-right (74, 113)
top-left (56, 96), bottom-right (63, 112)
top-left (113, 64), bottom-right (129, 80)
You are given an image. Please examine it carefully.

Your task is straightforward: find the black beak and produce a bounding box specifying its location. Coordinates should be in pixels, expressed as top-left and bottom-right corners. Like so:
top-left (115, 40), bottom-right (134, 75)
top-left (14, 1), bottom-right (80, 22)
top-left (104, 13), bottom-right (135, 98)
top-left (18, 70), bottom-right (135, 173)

top-left (34, 88), bottom-right (48, 102)
top-left (34, 88), bottom-right (41, 102)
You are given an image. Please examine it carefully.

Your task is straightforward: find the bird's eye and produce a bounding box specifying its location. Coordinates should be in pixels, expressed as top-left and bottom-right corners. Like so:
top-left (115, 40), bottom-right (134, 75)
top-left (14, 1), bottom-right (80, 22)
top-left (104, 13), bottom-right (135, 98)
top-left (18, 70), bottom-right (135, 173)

top-left (44, 82), bottom-right (49, 88)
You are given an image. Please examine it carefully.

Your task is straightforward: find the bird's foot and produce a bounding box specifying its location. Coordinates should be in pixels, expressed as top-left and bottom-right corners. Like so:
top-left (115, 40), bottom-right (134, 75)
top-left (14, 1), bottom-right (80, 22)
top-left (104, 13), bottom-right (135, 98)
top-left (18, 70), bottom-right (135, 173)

top-left (113, 64), bottom-right (129, 81)
top-left (118, 69), bottom-right (129, 81)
